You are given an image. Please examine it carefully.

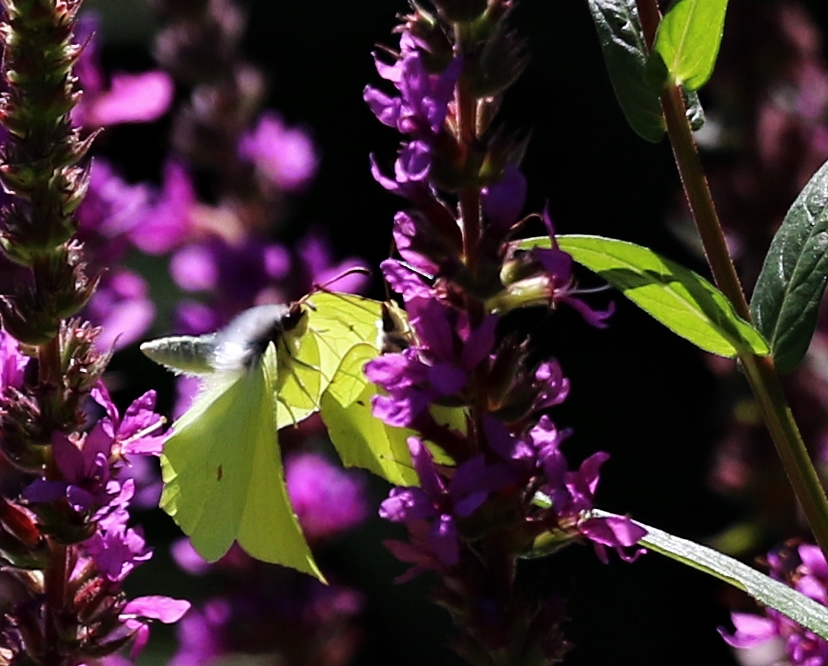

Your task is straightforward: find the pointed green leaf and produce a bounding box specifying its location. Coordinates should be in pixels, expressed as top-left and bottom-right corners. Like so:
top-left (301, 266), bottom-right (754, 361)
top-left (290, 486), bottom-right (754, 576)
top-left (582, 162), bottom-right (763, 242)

top-left (750, 159), bottom-right (828, 374)
top-left (654, 0), bottom-right (729, 91)
top-left (519, 235), bottom-right (768, 357)
top-left (586, 0), bottom-right (665, 142)
top-left (592, 510), bottom-right (828, 641)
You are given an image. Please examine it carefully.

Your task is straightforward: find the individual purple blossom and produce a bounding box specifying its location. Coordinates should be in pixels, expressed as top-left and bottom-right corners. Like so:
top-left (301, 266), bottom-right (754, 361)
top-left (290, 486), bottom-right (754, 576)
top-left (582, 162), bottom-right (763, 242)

top-left (285, 452), bottom-right (368, 541)
top-left (238, 111), bottom-right (318, 192)
top-left (721, 542), bottom-right (828, 665)
top-left (23, 427), bottom-right (119, 512)
top-left (365, 33), bottom-right (462, 195)
top-left (530, 210), bottom-right (614, 328)
top-left (119, 596), bottom-right (191, 660)
top-left (22, 387), bottom-right (165, 513)
top-left (364, 32), bottom-right (461, 148)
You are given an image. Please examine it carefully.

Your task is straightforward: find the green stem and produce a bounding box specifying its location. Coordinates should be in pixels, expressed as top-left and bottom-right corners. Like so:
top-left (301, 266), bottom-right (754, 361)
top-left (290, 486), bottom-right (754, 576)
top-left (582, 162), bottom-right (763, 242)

top-left (637, 0), bottom-right (828, 554)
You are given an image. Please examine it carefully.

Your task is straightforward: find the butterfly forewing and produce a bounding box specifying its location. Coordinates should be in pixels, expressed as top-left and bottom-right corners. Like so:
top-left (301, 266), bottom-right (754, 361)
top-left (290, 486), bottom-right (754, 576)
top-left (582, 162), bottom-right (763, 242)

top-left (160, 367), bottom-right (262, 561)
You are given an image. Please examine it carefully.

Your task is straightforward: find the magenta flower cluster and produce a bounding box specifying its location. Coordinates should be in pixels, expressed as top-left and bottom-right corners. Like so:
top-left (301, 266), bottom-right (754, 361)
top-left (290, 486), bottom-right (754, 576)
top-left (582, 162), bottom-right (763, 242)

top-left (0, 331), bottom-right (188, 662)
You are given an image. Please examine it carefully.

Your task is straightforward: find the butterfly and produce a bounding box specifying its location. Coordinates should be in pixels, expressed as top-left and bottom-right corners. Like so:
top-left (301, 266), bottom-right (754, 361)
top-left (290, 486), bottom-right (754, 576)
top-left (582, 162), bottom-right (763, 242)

top-left (141, 292), bottom-right (388, 579)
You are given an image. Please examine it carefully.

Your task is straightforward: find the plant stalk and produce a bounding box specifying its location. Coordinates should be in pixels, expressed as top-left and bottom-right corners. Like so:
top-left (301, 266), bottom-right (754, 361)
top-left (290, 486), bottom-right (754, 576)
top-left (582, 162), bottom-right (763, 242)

top-left (656, 41), bottom-right (828, 554)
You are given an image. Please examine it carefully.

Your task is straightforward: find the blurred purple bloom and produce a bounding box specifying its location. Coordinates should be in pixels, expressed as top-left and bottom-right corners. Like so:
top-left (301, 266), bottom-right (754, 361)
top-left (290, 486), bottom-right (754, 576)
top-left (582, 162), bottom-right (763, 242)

top-left (170, 538), bottom-right (212, 577)
top-left (286, 452), bottom-right (368, 541)
top-left (170, 600), bottom-right (230, 666)
top-left (87, 270), bottom-right (155, 351)
top-left (74, 15), bottom-right (173, 127)
top-left (238, 111), bottom-right (318, 192)
top-left (130, 160), bottom-right (197, 255)
top-left (298, 231), bottom-right (369, 294)
top-left (77, 160), bottom-right (153, 266)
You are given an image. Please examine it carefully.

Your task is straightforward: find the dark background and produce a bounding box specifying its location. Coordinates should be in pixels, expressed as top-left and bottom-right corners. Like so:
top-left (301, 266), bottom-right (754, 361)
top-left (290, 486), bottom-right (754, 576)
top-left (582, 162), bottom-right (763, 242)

top-left (86, 0), bottom-right (828, 663)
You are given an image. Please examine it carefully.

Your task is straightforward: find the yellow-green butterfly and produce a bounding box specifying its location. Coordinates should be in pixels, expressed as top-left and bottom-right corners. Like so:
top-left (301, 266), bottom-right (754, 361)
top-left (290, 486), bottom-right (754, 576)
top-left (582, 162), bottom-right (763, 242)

top-left (141, 292), bottom-right (387, 580)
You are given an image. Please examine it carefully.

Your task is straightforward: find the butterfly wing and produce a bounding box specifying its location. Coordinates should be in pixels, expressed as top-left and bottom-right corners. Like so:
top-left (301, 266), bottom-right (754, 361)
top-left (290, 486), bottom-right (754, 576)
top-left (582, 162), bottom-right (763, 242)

top-left (160, 343), bottom-right (322, 579)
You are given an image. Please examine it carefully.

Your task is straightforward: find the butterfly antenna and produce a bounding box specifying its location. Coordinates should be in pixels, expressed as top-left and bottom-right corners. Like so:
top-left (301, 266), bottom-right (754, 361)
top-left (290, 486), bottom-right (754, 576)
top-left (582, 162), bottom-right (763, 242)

top-left (311, 266), bottom-right (372, 294)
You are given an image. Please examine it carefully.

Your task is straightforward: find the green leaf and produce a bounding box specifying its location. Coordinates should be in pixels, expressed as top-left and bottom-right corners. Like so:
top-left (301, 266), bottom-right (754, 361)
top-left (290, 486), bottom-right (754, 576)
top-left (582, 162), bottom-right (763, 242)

top-left (654, 0), bottom-right (729, 91)
top-left (592, 510), bottom-right (828, 641)
top-left (750, 158), bottom-right (828, 373)
top-left (520, 235), bottom-right (769, 357)
top-left (586, 0), bottom-right (665, 143)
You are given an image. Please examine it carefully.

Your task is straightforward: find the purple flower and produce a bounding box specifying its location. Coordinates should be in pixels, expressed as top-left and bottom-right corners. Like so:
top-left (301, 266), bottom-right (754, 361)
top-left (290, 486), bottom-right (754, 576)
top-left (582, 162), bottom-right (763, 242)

top-left (285, 452), bottom-right (368, 541)
top-left (0, 329), bottom-right (27, 390)
top-left (23, 427), bottom-right (118, 513)
top-left (119, 596), bottom-right (191, 660)
top-left (82, 490), bottom-right (152, 582)
top-left (74, 15), bottom-right (173, 128)
top-left (238, 111), bottom-right (318, 192)
top-left (721, 543), bottom-right (828, 665)
top-left (364, 34), bottom-right (461, 144)
top-left (482, 164), bottom-right (528, 235)
top-left (530, 209), bottom-right (614, 328)
top-left (366, 278), bottom-right (497, 427)
top-left (129, 160), bottom-right (197, 255)
top-left (365, 33), bottom-right (462, 195)
top-left (91, 385), bottom-right (166, 458)
top-left (380, 438), bottom-right (512, 571)
top-left (86, 270), bottom-right (155, 351)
